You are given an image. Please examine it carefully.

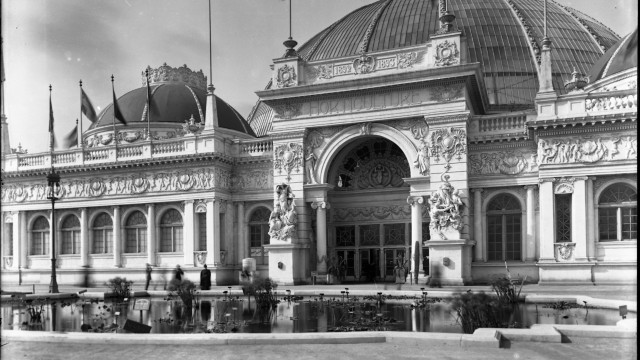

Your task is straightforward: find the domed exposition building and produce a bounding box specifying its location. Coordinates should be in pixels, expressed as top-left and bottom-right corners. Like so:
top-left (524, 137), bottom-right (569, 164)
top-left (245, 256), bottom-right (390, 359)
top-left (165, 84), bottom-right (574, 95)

top-left (1, 0), bottom-right (637, 287)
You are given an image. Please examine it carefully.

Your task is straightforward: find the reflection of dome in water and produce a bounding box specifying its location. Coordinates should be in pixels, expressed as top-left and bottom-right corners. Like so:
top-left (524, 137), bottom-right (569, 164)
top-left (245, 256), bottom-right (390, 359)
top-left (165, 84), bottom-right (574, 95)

top-left (89, 63), bottom-right (255, 137)
top-left (248, 0), bottom-right (623, 137)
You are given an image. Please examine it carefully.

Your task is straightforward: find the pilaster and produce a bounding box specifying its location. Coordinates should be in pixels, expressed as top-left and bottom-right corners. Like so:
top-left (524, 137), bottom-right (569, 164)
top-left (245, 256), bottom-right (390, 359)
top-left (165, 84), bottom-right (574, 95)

top-left (524, 185), bottom-right (537, 261)
top-left (80, 208), bottom-right (88, 267)
top-left (472, 188), bottom-right (483, 262)
top-left (571, 177), bottom-right (588, 261)
top-left (19, 212), bottom-right (27, 269)
top-left (538, 178), bottom-right (555, 262)
top-left (113, 206), bottom-right (121, 267)
top-left (183, 200), bottom-right (195, 266)
top-left (147, 203), bottom-right (156, 266)
top-left (237, 202), bottom-right (246, 262)
top-left (12, 212), bottom-right (21, 269)
top-left (407, 195), bottom-right (426, 283)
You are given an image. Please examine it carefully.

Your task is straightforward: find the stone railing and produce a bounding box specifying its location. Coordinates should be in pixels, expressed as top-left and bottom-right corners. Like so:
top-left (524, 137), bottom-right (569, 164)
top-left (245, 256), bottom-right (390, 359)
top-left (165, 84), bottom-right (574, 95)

top-left (152, 140), bottom-right (185, 155)
top-left (54, 152), bottom-right (77, 165)
top-left (586, 91), bottom-right (637, 113)
top-left (18, 153), bottom-right (47, 168)
top-left (468, 114), bottom-right (529, 142)
top-left (117, 144), bottom-right (144, 158)
top-left (238, 139), bottom-right (273, 156)
top-left (84, 148), bottom-right (110, 162)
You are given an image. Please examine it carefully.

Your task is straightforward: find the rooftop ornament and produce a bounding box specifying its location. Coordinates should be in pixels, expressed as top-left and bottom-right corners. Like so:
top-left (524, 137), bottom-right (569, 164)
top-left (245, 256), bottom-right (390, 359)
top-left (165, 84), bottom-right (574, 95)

top-left (564, 67), bottom-right (590, 92)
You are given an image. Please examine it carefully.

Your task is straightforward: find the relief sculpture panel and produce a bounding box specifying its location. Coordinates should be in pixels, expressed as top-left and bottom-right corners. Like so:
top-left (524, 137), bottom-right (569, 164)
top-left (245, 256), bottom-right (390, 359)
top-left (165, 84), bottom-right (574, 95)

top-left (469, 150), bottom-right (537, 175)
top-left (537, 134), bottom-right (637, 165)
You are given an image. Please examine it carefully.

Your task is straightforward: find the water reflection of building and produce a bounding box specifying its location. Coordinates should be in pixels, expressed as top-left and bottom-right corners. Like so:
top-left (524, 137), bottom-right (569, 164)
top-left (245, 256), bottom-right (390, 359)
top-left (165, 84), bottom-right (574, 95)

top-left (1, 0), bottom-right (637, 287)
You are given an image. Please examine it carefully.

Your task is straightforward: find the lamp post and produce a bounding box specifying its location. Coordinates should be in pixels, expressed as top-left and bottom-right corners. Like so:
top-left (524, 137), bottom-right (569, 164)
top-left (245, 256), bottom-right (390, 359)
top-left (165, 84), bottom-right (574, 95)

top-left (47, 166), bottom-right (61, 293)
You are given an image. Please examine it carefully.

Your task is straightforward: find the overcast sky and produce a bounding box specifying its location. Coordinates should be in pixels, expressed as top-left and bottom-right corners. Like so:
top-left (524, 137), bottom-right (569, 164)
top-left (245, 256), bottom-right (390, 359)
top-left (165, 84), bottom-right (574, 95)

top-left (2, 0), bottom-right (637, 154)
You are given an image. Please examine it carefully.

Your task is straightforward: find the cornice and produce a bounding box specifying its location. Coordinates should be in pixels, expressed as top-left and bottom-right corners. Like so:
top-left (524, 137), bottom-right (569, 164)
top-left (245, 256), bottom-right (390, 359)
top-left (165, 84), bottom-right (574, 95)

top-left (469, 139), bottom-right (536, 151)
top-left (534, 119), bottom-right (636, 138)
top-left (424, 113), bottom-right (470, 126)
top-left (528, 112), bottom-right (636, 131)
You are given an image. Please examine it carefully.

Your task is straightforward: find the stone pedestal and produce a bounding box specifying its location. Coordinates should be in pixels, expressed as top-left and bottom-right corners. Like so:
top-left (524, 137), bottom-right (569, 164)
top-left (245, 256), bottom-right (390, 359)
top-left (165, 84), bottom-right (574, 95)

top-left (425, 239), bottom-right (476, 286)
top-left (264, 243), bottom-right (309, 285)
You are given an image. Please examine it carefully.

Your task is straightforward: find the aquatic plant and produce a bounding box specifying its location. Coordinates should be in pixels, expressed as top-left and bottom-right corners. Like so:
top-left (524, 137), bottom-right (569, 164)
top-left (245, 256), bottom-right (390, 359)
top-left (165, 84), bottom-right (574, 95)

top-left (450, 291), bottom-right (512, 334)
top-left (489, 262), bottom-right (527, 304)
top-left (105, 277), bottom-right (133, 300)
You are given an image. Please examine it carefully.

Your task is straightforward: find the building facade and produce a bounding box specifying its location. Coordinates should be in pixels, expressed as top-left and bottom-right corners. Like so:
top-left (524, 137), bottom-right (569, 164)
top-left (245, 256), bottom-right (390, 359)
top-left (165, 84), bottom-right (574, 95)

top-left (1, 0), bottom-right (637, 286)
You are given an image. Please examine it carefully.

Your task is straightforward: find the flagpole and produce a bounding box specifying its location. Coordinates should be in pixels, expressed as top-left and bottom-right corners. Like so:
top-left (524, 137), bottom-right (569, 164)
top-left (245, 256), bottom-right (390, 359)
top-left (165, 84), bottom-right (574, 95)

top-left (111, 75), bottom-right (117, 150)
top-left (79, 80), bottom-right (84, 148)
top-left (49, 84), bottom-right (54, 155)
top-left (146, 68), bottom-right (151, 140)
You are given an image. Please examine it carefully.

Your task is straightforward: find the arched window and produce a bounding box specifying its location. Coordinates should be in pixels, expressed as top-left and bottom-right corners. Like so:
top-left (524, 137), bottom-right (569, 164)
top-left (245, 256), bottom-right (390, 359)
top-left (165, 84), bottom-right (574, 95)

top-left (486, 194), bottom-right (522, 261)
top-left (61, 215), bottom-right (81, 255)
top-left (31, 216), bottom-right (50, 255)
top-left (598, 183), bottom-right (637, 241)
top-left (125, 211), bottom-right (147, 253)
top-left (92, 213), bottom-right (113, 254)
top-left (249, 207), bottom-right (270, 265)
top-left (160, 209), bottom-right (183, 253)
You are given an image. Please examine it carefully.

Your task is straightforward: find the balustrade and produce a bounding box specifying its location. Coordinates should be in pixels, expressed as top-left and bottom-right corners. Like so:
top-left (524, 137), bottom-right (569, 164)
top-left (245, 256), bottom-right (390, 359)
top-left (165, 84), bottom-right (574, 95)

top-left (117, 145), bottom-right (144, 158)
top-left (18, 154), bottom-right (46, 167)
top-left (586, 93), bottom-right (637, 112)
top-left (84, 148), bottom-right (109, 161)
top-left (53, 152), bottom-right (76, 165)
top-left (152, 140), bottom-right (185, 155)
top-left (240, 140), bottom-right (273, 155)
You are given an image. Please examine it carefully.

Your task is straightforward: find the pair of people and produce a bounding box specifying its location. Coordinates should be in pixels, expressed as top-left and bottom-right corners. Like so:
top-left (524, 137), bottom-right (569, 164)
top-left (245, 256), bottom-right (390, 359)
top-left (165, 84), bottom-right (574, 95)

top-left (144, 263), bottom-right (211, 290)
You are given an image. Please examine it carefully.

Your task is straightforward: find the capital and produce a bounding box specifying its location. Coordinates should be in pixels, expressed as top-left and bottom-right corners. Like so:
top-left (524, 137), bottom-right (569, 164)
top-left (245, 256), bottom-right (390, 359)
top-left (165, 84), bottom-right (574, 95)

top-left (471, 188), bottom-right (484, 194)
top-left (538, 177), bottom-right (556, 184)
top-left (523, 185), bottom-right (537, 190)
top-left (407, 195), bottom-right (424, 206)
top-left (311, 201), bottom-right (330, 210)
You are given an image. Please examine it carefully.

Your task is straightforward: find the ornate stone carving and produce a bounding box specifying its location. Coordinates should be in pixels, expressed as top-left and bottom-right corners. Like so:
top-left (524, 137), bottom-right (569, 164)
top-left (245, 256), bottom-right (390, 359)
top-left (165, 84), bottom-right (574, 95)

top-left (194, 200), bottom-right (207, 213)
top-left (131, 174), bottom-right (150, 194)
top-left (469, 151), bottom-right (533, 175)
top-left (359, 122), bottom-right (372, 135)
top-left (434, 40), bottom-right (460, 67)
top-left (429, 127), bottom-right (467, 163)
top-left (554, 178), bottom-right (575, 194)
top-left (143, 63), bottom-right (207, 90)
top-left (274, 143), bottom-right (303, 181)
top-left (304, 148), bottom-right (318, 184)
top-left (332, 205), bottom-right (411, 222)
top-left (353, 54), bottom-right (375, 74)
top-left (88, 178), bottom-right (107, 197)
top-left (119, 131), bottom-right (142, 143)
top-left (310, 201), bottom-right (330, 210)
top-left (554, 242), bottom-right (575, 262)
top-left (407, 195), bottom-right (424, 206)
top-left (537, 135), bottom-right (637, 165)
top-left (414, 142), bottom-right (430, 176)
top-left (269, 184), bottom-right (297, 242)
top-left (564, 68), bottom-right (590, 93)
top-left (430, 84), bottom-right (464, 102)
top-left (178, 115), bottom-right (203, 135)
top-left (398, 52), bottom-right (418, 69)
top-left (194, 251), bottom-right (207, 265)
top-left (230, 168), bottom-right (273, 191)
top-left (276, 64), bottom-right (297, 88)
top-left (315, 64), bottom-right (333, 80)
top-left (273, 102), bottom-right (302, 119)
top-left (429, 175), bottom-right (464, 240)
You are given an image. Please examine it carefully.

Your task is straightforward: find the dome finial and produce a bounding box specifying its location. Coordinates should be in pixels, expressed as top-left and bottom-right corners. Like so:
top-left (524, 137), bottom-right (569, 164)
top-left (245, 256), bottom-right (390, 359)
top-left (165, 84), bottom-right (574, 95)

top-left (283, 0), bottom-right (298, 57)
top-left (436, 0), bottom-right (456, 34)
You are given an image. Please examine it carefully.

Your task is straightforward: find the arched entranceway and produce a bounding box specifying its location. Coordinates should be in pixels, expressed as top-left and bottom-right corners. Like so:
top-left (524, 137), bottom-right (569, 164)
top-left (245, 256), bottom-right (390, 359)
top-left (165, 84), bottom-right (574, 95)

top-left (325, 136), bottom-right (427, 283)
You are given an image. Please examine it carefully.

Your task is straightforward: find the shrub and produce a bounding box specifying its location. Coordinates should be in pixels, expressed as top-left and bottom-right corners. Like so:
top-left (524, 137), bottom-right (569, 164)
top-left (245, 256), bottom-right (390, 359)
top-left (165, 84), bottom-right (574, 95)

top-left (170, 280), bottom-right (197, 314)
top-left (105, 277), bottom-right (133, 300)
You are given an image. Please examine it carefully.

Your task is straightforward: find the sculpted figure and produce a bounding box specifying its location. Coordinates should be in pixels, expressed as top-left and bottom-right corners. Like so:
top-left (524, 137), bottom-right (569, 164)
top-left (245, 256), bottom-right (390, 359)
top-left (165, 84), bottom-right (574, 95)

top-left (428, 176), bottom-right (464, 239)
top-left (414, 142), bottom-right (429, 176)
top-left (304, 149), bottom-right (318, 184)
top-left (268, 204), bottom-right (283, 236)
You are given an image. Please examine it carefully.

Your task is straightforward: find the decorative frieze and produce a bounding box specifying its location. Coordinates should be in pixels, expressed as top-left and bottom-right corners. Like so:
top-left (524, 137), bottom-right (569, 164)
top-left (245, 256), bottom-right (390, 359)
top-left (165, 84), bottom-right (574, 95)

top-left (332, 204), bottom-right (411, 222)
top-left (273, 102), bottom-right (302, 120)
top-left (430, 84), bottom-right (464, 103)
top-left (469, 150), bottom-right (537, 175)
top-left (308, 50), bottom-right (423, 81)
top-left (230, 168), bottom-right (274, 191)
top-left (537, 134), bottom-right (637, 165)
top-left (1, 167), bottom-right (231, 203)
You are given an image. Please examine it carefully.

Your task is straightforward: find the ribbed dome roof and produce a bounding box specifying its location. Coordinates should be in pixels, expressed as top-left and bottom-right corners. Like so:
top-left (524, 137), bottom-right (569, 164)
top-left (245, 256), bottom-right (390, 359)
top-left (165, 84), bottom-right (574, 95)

top-left (589, 29), bottom-right (638, 83)
top-left (90, 64), bottom-right (255, 137)
top-left (294, 0), bottom-right (620, 106)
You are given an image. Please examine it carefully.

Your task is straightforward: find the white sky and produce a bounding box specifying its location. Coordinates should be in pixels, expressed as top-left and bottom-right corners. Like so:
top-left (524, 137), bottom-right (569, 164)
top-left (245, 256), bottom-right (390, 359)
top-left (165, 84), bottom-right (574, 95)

top-left (2, 0), bottom-right (638, 154)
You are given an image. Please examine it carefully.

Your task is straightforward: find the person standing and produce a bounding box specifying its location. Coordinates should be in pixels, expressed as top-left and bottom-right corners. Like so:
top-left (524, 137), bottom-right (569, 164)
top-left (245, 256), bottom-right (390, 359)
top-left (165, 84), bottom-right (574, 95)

top-left (174, 265), bottom-right (184, 281)
top-left (200, 264), bottom-right (211, 290)
top-left (145, 263), bottom-right (152, 290)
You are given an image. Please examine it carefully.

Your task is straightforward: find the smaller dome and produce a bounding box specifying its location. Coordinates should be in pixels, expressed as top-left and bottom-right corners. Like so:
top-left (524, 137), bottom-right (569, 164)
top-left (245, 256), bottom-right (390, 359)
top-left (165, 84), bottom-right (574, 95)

top-left (589, 29), bottom-right (638, 82)
top-left (88, 64), bottom-right (255, 137)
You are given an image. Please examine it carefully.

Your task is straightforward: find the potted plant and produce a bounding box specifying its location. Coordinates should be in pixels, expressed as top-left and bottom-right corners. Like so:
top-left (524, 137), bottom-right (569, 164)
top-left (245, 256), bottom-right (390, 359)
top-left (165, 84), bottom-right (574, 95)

top-left (326, 254), bottom-right (345, 284)
top-left (393, 256), bottom-right (410, 284)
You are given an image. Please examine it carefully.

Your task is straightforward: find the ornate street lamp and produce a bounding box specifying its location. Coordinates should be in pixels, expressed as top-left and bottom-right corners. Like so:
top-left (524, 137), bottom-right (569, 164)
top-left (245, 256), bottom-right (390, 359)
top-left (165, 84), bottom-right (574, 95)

top-left (47, 166), bottom-right (61, 293)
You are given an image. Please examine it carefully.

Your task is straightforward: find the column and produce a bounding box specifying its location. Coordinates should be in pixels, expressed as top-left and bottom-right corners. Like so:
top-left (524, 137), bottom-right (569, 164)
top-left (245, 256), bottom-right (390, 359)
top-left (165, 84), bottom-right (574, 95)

top-left (183, 200), bottom-right (195, 265)
top-left (237, 202), bottom-right (245, 262)
top-left (311, 201), bottom-right (329, 274)
top-left (586, 177), bottom-right (596, 260)
top-left (49, 209), bottom-right (56, 259)
top-left (538, 179), bottom-right (555, 261)
top-left (12, 212), bottom-right (21, 270)
top-left (80, 208), bottom-right (89, 267)
top-left (524, 186), bottom-right (536, 261)
top-left (113, 206), bottom-right (121, 267)
top-left (472, 189), bottom-right (483, 262)
top-left (147, 203), bottom-right (156, 265)
top-left (205, 199), bottom-right (220, 266)
top-left (572, 178), bottom-right (588, 261)
top-left (19, 212), bottom-right (27, 269)
top-left (407, 196), bottom-right (424, 281)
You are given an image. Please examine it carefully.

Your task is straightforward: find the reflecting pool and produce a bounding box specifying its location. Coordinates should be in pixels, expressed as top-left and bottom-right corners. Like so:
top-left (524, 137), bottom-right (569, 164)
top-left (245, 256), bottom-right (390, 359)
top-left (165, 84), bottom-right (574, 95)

top-left (1, 295), bottom-right (633, 334)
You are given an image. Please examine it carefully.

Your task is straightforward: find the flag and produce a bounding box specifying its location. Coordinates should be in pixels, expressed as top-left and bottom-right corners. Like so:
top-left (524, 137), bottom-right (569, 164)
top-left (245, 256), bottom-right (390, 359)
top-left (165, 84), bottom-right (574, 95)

top-left (49, 90), bottom-right (58, 149)
top-left (63, 124), bottom-right (78, 149)
top-left (112, 86), bottom-right (127, 125)
top-left (81, 88), bottom-right (98, 123)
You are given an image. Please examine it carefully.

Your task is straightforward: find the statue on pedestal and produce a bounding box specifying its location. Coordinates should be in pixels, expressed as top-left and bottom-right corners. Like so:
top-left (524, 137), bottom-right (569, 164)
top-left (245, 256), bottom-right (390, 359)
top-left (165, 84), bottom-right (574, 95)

top-left (269, 184), bottom-right (297, 242)
top-left (429, 175), bottom-right (464, 239)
